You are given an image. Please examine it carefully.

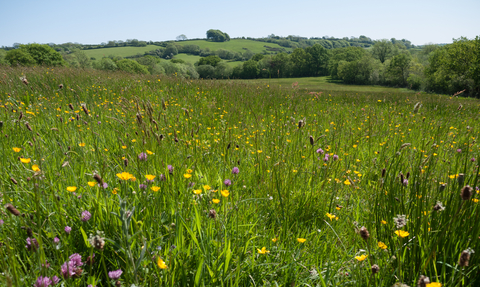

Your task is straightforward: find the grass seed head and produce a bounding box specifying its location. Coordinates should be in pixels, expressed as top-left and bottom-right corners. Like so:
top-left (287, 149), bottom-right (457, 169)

top-left (459, 250), bottom-right (471, 267)
top-left (461, 185), bottom-right (473, 201)
top-left (5, 204), bottom-right (20, 216)
top-left (359, 226), bottom-right (370, 241)
top-left (417, 275), bottom-right (430, 287)
top-left (371, 264), bottom-right (380, 275)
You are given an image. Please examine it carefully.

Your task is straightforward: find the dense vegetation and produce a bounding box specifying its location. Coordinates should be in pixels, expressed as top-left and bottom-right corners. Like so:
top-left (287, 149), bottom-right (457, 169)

top-left (1, 66), bottom-right (480, 286)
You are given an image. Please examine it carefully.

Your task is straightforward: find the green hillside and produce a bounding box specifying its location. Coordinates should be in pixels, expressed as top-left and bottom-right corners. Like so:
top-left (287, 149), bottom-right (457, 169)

top-left (176, 39), bottom-right (292, 54)
top-left (168, 54), bottom-right (242, 67)
top-left (83, 45), bottom-right (160, 59)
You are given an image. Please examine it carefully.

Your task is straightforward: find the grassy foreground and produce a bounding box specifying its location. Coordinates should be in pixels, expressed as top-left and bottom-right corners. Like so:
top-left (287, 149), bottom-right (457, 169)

top-left (1, 67), bottom-right (480, 287)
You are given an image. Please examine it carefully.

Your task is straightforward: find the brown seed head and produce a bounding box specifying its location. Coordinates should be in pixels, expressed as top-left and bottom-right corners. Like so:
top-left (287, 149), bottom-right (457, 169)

top-left (208, 209), bottom-right (217, 219)
top-left (371, 264), bottom-right (380, 275)
top-left (68, 103), bottom-right (74, 111)
top-left (25, 122), bottom-right (33, 131)
top-left (93, 174), bottom-right (103, 184)
top-left (59, 84), bottom-right (63, 89)
top-left (417, 275), bottom-right (430, 287)
top-left (81, 104), bottom-right (89, 116)
top-left (461, 185), bottom-right (473, 201)
top-left (359, 226), bottom-right (370, 241)
top-left (5, 204), bottom-right (21, 216)
top-left (115, 280), bottom-right (121, 287)
top-left (459, 250), bottom-right (471, 267)
top-left (10, 177), bottom-right (18, 185)
top-left (309, 136), bottom-right (314, 146)
top-left (381, 168), bottom-right (386, 178)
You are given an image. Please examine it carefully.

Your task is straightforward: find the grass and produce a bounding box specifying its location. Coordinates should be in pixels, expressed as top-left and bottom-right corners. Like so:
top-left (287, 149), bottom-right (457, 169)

top-left (82, 45), bottom-right (161, 59)
top-left (175, 39), bottom-right (293, 54)
top-left (1, 66), bottom-right (480, 286)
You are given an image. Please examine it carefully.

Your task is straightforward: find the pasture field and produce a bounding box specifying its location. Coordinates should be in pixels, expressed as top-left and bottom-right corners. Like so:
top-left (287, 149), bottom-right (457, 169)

top-left (82, 45), bottom-right (161, 59)
top-left (175, 39), bottom-right (293, 54)
top-left (1, 66), bottom-right (480, 286)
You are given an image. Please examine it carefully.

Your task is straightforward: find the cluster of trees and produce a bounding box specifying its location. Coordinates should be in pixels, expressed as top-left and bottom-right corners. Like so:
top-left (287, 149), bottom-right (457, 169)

top-left (206, 29), bottom-right (230, 42)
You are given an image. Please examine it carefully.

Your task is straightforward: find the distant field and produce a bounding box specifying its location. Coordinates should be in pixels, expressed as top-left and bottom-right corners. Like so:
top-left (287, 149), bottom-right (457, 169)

top-left (239, 76), bottom-right (416, 93)
top-left (83, 45), bottom-right (160, 59)
top-left (168, 54), bottom-right (243, 68)
top-left (176, 39), bottom-right (292, 54)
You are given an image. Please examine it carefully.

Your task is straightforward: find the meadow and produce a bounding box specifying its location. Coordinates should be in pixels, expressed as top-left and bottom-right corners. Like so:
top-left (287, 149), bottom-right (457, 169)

top-left (83, 45), bottom-right (161, 60)
top-left (0, 66), bottom-right (479, 287)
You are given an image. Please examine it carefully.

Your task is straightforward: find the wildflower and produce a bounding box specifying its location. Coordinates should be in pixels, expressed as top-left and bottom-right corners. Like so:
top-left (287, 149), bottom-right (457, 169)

top-left (297, 238), bottom-right (306, 243)
top-left (378, 242), bottom-right (387, 249)
top-left (461, 185), bottom-right (473, 201)
top-left (54, 237), bottom-right (60, 245)
top-left (79, 143), bottom-right (86, 147)
top-left (272, 237), bottom-right (278, 243)
top-left (224, 179), bottom-right (232, 186)
top-left (344, 179), bottom-right (351, 185)
top-left (471, 157), bottom-right (476, 162)
top-left (316, 148), bottom-right (324, 154)
top-left (212, 199), bottom-right (220, 204)
top-left (221, 190), bottom-right (230, 197)
top-left (81, 210), bottom-right (91, 222)
top-left (67, 186), bottom-right (77, 192)
top-left (61, 254), bottom-right (83, 279)
top-left (326, 213), bottom-right (336, 221)
top-left (52, 276), bottom-right (60, 285)
top-left (87, 181), bottom-right (96, 187)
top-left (323, 154), bottom-right (329, 162)
top-left (403, 179), bottom-right (408, 186)
top-left (26, 237), bottom-right (39, 251)
top-left (157, 257), bottom-right (168, 269)
top-left (232, 167), bottom-right (240, 174)
top-left (0, 219), bottom-right (3, 225)
top-left (34, 276), bottom-right (52, 287)
top-left (167, 165), bottom-right (173, 174)
top-left (116, 172), bottom-right (134, 181)
top-left (146, 150), bottom-right (153, 155)
top-left (371, 264), bottom-right (380, 274)
top-left (145, 174), bottom-right (156, 181)
top-left (395, 230), bottom-right (410, 238)
top-left (426, 283), bottom-right (442, 287)
top-left (138, 152), bottom-right (147, 161)
top-left (122, 146), bottom-right (127, 149)
top-left (393, 215), bottom-right (408, 229)
top-left (13, 147), bottom-right (21, 152)
top-left (108, 269), bottom-right (123, 280)
top-left (186, 169), bottom-right (193, 174)
top-left (65, 226), bottom-right (72, 234)
top-left (20, 158), bottom-right (31, 163)
top-left (99, 182), bottom-right (108, 189)
top-left (150, 186), bottom-right (160, 192)
top-left (457, 149), bottom-right (462, 153)
top-left (203, 185), bottom-right (211, 190)
top-left (355, 254), bottom-right (368, 261)
top-left (184, 174), bottom-right (192, 179)
top-left (159, 174), bottom-right (166, 181)
top-left (333, 154), bottom-right (339, 160)
top-left (257, 247), bottom-right (270, 254)
top-left (359, 226), bottom-right (369, 241)
top-left (193, 189), bottom-right (202, 195)
top-left (381, 220), bottom-right (387, 225)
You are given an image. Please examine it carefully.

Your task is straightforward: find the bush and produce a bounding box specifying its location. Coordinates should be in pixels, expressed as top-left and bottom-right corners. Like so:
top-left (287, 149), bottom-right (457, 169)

top-left (117, 59), bottom-right (150, 75)
top-left (5, 49), bottom-right (36, 66)
top-left (6, 44), bottom-right (65, 66)
top-left (197, 65), bottom-right (215, 79)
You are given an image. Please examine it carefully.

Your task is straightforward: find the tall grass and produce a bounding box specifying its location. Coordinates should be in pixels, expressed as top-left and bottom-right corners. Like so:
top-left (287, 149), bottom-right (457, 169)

top-left (0, 66), bottom-right (479, 286)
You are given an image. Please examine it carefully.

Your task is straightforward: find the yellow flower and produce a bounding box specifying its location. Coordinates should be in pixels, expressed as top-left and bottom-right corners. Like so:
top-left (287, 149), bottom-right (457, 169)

top-left (87, 181), bottom-right (96, 187)
top-left (122, 146), bottom-right (127, 149)
top-left (157, 257), bottom-right (167, 269)
top-left (212, 199), bottom-right (220, 204)
top-left (20, 158), bottom-right (31, 164)
top-left (378, 242), bottom-right (387, 249)
top-left (184, 174), bottom-right (192, 179)
top-left (146, 150), bottom-right (153, 155)
top-left (449, 174), bottom-right (458, 179)
top-left (473, 198), bottom-right (479, 203)
top-left (67, 186), bottom-right (77, 192)
top-left (297, 238), bottom-right (306, 243)
top-left (117, 172), bottom-right (134, 181)
top-left (257, 150), bottom-right (262, 153)
top-left (13, 147), bottom-right (21, 153)
top-left (186, 169), bottom-right (193, 174)
top-left (355, 254), bottom-right (368, 261)
top-left (131, 139), bottom-right (136, 143)
top-left (426, 283), bottom-right (442, 287)
top-left (381, 220), bottom-right (387, 225)
top-left (193, 189), bottom-right (202, 195)
top-left (32, 164), bottom-right (40, 172)
top-left (326, 213), bottom-right (336, 221)
top-left (151, 186), bottom-right (160, 192)
top-left (257, 247), bottom-right (270, 254)
top-left (203, 185), bottom-right (211, 190)
top-left (79, 143), bottom-right (86, 147)
top-left (145, 174), bottom-right (156, 181)
top-left (221, 190), bottom-right (230, 197)
top-left (344, 179), bottom-right (351, 185)
top-left (395, 230), bottom-right (410, 238)
top-left (112, 188), bottom-right (118, 195)
top-left (272, 237), bottom-right (278, 243)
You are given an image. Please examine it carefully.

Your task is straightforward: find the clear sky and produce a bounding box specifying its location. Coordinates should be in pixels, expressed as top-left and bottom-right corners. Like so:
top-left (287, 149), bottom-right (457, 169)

top-left (1, 0), bottom-right (478, 47)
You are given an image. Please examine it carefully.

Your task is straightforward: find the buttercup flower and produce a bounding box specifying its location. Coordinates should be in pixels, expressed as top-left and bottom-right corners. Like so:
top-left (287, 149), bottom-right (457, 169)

top-left (378, 242), bottom-right (387, 249)
top-left (257, 247), bottom-right (270, 254)
top-left (297, 238), bottom-right (306, 243)
top-left (20, 158), bottom-right (31, 163)
top-left (157, 257), bottom-right (167, 269)
top-left (87, 181), bottom-right (96, 187)
top-left (221, 190), bottom-right (230, 197)
top-left (212, 199), bottom-right (220, 204)
top-left (355, 254), bottom-right (368, 261)
top-left (67, 186), bottom-right (77, 192)
top-left (13, 147), bottom-right (21, 152)
top-left (395, 230), bottom-right (410, 238)
top-left (32, 164), bottom-right (40, 172)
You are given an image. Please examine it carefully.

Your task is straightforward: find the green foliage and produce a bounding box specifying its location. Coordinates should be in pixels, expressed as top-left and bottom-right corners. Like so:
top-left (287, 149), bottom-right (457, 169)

top-left (116, 59), bottom-right (150, 75)
top-left (242, 59), bottom-right (259, 79)
top-left (94, 57), bottom-right (118, 71)
top-left (206, 29), bottom-right (230, 42)
top-left (386, 53), bottom-right (412, 86)
top-left (197, 55), bottom-right (222, 67)
top-left (5, 49), bottom-right (36, 66)
top-left (372, 39), bottom-right (394, 63)
top-left (8, 44), bottom-right (66, 66)
top-left (163, 43), bottom-right (179, 59)
top-left (196, 64), bottom-right (216, 79)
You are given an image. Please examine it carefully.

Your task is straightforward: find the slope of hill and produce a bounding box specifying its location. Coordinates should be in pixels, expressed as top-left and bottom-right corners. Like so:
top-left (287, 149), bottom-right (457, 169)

top-left (83, 45), bottom-right (160, 59)
top-left (175, 39), bottom-right (293, 54)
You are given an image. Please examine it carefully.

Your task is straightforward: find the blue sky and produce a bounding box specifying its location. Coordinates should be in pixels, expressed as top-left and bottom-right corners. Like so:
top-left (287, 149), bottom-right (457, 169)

top-left (1, 0), bottom-right (478, 47)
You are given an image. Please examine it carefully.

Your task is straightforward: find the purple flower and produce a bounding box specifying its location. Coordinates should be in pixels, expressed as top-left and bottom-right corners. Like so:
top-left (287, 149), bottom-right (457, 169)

top-left (224, 179), bottom-right (232, 187)
top-left (65, 226), bottom-right (72, 234)
top-left (98, 182), bottom-right (108, 189)
top-left (316, 148), bottom-right (324, 154)
top-left (42, 260), bottom-right (51, 268)
top-left (81, 210), bottom-right (91, 222)
top-left (159, 174), bottom-right (166, 181)
top-left (139, 184), bottom-right (147, 190)
top-left (97, 121), bottom-right (101, 125)
top-left (0, 219), bottom-right (3, 225)
top-left (232, 167), bottom-right (239, 174)
top-left (34, 276), bottom-right (52, 287)
top-left (138, 152), bottom-right (147, 161)
top-left (333, 154), bottom-right (339, 161)
top-left (69, 253), bottom-right (83, 266)
top-left (61, 253), bottom-right (84, 279)
top-left (108, 269), bottom-right (123, 280)
top-left (471, 157), bottom-right (476, 162)
top-left (51, 276), bottom-right (60, 285)
top-left (457, 149), bottom-right (462, 153)
top-left (26, 237), bottom-right (39, 251)
top-left (323, 154), bottom-right (329, 162)
top-left (167, 165), bottom-right (173, 174)
top-left (188, 182), bottom-right (196, 188)
top-left (53, 237), bottom-right (60, 245)
top-left (403, 179), bottom-right (408, 186)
